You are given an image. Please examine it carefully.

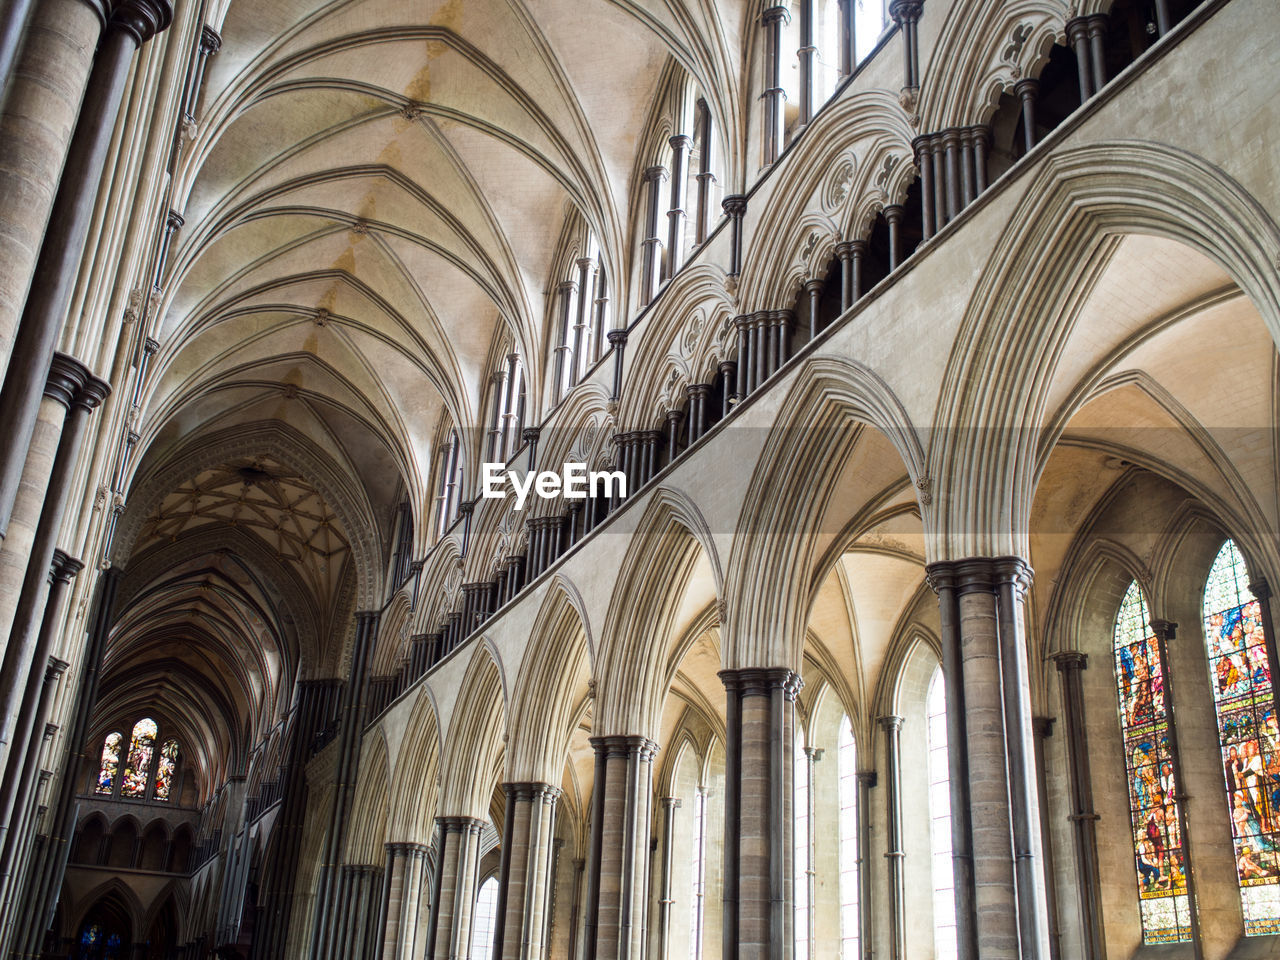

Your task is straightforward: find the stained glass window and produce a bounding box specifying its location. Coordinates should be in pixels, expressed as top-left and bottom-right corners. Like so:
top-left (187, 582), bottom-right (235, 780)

top-left (927, 668), bottom-right (958, 960)
top-left (154, 739), bottom-right (179, 801)
top-left (1114, 580), bottom-right (1191, 943)
top-left (120, 718), bottom-right (158, 799)
top-left (1202, 539), bottom-right (1280, 935)
top-left (838, 716), bottom-right (859, 960)
top-left (95, 733), bottom-right (122, 796)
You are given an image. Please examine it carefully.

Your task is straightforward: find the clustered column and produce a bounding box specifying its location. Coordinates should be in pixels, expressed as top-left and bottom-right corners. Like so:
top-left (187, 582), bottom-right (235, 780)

top-left (427, 816), bottom-right (486, 960)
top-left (495, 782), bottom-right (560, 960)
top-left (1050, 652), bottom-right (1104, 960)
top-left (583, 735), bottom-right (657, 960)
top-left (720, 667), bottom-right (801, 959)
top-left (382, 842), bottom-right (431, 960)
top-left (927, 558), bottom-right (1051, 960)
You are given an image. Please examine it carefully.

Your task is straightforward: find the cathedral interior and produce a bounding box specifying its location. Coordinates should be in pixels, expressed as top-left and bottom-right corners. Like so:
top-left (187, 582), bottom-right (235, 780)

top-left (0, 0), bottom-right (1276, 957)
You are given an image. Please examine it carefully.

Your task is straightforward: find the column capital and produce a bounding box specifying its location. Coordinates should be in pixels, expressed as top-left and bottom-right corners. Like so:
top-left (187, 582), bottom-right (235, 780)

top-left (643, 164), bottom-right (669, 184)
top-left (926, 556), bottom-right (1034, 596)
top-left (50, 549), bottom-right (85, 584)
top-left (888, 0), bottom-right (923, 24)
top-left (437, 815), bottom-right (487, 834)
top-left (803, 278), bottom-right (824, 295)
top-left (856, 769), bottom-right (878, 788)
top-left (883, 203), bottom-right (905, 224)
top-left (1033, 715), bottom-right (1056, 739)
top-left (44, 353), bottom-right (92, 408)
top-left (165, 208), bottom-right (185, 232)
top-left (661, 796), bottom-right (683, 811)
top-left (803, 746), bottom-right (824, 762)
top-left (503, 781), bottom-right (562, 803)
top-left (73, 374), bottom-right (112, 413)
top-left (1014, 76), bottom-right (1040, 101)
top-left (721, 194), bottom-right (748, 218)
top-left (107, 0), bottom-right (174, 46)
top-left (719, 666), bottom-right (803, 700)
top-left (606, 328), bottom-right (628, 347)
top-left (521, 426), bottom-right (541, 445)
top-left (557, 279), bottom-right (577, 295)
top-left (588, 734), bottom-right (660, 761)
top-left (1149, 618), bottom-right (1177, 641)
top-left (575, 256), bottom-right (595, 271)
top-left (1050, 650), bottom-right (1089, 672)
top-left (762, 5), bottom-right (792, 27)
top-left (878, 714), bottom-right (905, 733)
top-left (45, 657), bottom-right (70, 682)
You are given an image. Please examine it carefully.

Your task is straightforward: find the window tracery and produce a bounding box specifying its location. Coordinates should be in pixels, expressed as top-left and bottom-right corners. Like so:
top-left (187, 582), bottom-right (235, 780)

top-left (1201, 539), bottom-right (1280, 935)
top-left (1113, 580), bottom-right (1191, 943)
top-left (92, 718), bottom-right (180, 803)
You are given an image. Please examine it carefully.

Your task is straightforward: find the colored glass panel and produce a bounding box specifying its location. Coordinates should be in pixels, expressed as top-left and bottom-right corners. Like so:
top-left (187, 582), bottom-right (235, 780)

top-left (95, 733), bottom-right (122, 796)
top-left (1202, 540), bottom-right (1280, 936)
top-left (1114, 581), bottom-right (1191, 944)
top-left (155, 739), bottom-right (179, 801)
top-left (121, 718), bottom-right (157, 798)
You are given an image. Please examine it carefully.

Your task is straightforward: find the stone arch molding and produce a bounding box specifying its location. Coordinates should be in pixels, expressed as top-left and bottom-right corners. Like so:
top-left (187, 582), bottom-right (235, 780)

top-left (725, 355), bottom-right (928, 669)
top-left (931, 140), bottom-right (1280, 562)
top-left (114, 420), bottom-right (385, 608)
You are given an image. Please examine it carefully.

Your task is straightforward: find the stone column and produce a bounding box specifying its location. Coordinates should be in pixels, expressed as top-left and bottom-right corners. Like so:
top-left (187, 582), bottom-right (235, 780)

top-left (994, 559), bottom-right (1051, 960)
top-left (585, 736), bottom-right (657, 960)
top-left (914, 136), bottom-right (936, 239)
top-left (926, 560), bottom-right (1021, 960)
top-left (430, 816), bottom-right (486, 960)
top-left (796, 0), bottom-right (816, 127)
top-left (0, 360), bottom-right (106, 775)
top-left (879, 716), bottom-right (905, 960)
top-left (856, 771), bottom-right (876, 960)
top-left (571, 257), bottom-right (594, 386)
top-left (693, 101), bottom-right (715, 245)
top-left (0, 0), bottom-right (104, 382)
top-left (640, 166), bottom-right (667, 304)
top-left (888, 0), bottom-right (923, 90)
top-left (1049, 653), bottom-right (1104, 960)
top-left (1015, 79), bottom-right (1040, 155)
top-left (381, 842), bottom-right (431, 960)
top-left (722, 195), bottom-right (747, 279)
top-left (884, 205), bottom-right (904, 271)
top-left (666, 134), bottom-right (692, 276)
top-left (720, 667), bottom-right (801, 960)
top-left (0, 356), bottom-right (103, 727)
top-left (656, 796), bottom-right (681, 959)
top-left (0, 653), bottom-right (68, 931)
top-left (0, 0), bottom-right (171, 543)
top-left (760, 7), bottom-right (791, 165)
top-left (497, 782), bottom-right (560, 960)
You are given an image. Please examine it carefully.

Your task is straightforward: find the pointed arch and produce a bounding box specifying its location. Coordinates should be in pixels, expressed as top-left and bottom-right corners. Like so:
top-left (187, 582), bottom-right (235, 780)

top-left (725, 355), bottom-right (926, 669)
top-left (509, 575), bottom-right (596, 782)
top-left (439, 642), bottom-right (508, 818)
top-left (932, 140), bottom-right (1280, 561)
top-left (389, 686), bottom-right (444, 843)
top-left (597, 487), bottom-right (723, 737)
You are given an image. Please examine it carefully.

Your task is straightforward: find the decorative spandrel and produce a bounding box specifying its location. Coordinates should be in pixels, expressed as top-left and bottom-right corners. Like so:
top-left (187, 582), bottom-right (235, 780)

top-left (120, 718), bottom-right (157, 799)
top-left (95, 733), bottom-right (122, 796)
top-left (1202, 539), bottom-right (1280, 936)
top-left (1113, 580), bottom-right (1191, 944)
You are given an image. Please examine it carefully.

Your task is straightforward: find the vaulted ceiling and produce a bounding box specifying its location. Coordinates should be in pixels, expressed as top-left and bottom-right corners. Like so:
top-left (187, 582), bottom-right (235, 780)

top-left (109, 0), bottom-right (744, 798)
